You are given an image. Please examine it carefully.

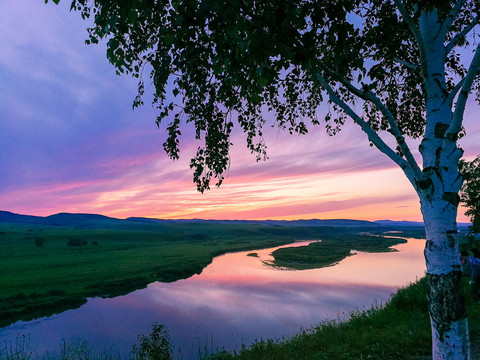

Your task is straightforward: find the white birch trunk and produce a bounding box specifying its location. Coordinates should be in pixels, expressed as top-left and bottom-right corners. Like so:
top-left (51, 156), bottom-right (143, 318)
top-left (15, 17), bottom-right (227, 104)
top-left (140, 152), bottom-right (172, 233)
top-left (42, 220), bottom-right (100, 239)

top-left (416, 10), bottom-right (471, 359)
top-left (421, 196), bottom-right (470, 359)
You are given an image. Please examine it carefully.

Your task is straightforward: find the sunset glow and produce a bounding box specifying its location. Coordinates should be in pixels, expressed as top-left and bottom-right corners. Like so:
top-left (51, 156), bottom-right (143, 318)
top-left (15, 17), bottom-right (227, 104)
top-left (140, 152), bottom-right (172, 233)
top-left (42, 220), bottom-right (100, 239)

top-left (1, 1), bottom-right (478, 222)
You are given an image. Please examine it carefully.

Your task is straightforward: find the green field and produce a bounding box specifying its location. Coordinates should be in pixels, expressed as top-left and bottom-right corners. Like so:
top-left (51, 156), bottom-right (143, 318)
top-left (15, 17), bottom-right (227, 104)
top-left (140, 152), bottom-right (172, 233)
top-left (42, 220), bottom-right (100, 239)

top-left (0, 221), bottom-right (411, 327)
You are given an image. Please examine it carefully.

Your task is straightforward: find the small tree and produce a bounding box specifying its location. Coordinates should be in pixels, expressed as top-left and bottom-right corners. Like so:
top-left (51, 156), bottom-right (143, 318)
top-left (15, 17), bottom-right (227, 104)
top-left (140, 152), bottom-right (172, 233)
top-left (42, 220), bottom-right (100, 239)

top-left (46, 0), bottom-right (480, 358)
top-left (460, 155), bottom-right (480, 234)
top-left (34, 237), bottom-right (45, 248)
top-left (131, 323), bottom-right (172, 360)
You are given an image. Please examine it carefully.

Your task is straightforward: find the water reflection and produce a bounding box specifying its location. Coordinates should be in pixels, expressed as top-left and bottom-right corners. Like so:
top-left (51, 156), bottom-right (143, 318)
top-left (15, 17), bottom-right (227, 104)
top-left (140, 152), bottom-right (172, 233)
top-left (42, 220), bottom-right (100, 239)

top-left (0, 239), bottom-right (425, 359)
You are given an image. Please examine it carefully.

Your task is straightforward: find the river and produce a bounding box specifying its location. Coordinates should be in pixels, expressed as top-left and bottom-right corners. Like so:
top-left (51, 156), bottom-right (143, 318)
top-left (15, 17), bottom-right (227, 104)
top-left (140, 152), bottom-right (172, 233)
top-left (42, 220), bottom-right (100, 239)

top-left (0, 238), bottom-right (426, 359)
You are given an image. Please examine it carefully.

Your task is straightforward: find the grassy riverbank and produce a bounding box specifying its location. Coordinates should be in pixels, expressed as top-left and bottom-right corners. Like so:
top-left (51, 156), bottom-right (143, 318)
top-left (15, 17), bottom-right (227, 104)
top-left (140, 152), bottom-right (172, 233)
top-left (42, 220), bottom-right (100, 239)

top-left (203, 277), bottom-right (480, 360)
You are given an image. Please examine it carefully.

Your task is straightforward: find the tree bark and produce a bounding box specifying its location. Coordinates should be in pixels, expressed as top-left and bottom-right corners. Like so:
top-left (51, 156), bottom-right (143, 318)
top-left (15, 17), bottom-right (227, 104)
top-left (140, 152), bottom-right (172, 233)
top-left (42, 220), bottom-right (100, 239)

top-left (415, 8), bottom-right (472, 358)
top-left (421, 196), bottom-right (470, 359)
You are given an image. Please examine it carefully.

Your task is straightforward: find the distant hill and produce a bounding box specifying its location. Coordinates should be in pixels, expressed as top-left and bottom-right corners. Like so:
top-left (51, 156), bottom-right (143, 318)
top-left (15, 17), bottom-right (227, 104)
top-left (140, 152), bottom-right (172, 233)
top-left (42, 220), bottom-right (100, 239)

top-left (126, 217), bottom-right (379, 227)
top-left (0, 210), bottom-right (470, 230)
top-left (374, 220), bottom-right (425, 227)
top-left (43, 213), bottom-right (123, 227)
top-left (0, 210), bottom-right (124, 228)
top-left (1, 211), bottom-right (379, 229)
top-left (0, 210), bottom-right (44, 224)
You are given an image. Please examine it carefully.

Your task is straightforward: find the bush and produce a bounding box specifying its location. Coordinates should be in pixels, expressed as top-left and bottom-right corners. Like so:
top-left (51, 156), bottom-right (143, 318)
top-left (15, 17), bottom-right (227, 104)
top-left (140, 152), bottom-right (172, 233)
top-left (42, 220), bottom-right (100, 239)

top-left (34, 237), bottom-right (45, 247)
top-left (131, 323), bottom-right (172, 360)
top-left (67, 238), bottom-right (87, 247)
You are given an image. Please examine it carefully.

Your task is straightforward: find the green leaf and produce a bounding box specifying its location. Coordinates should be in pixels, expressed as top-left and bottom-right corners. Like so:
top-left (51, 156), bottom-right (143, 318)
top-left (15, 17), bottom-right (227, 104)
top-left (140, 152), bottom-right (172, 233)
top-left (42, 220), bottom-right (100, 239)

top-left (257, 77), bottom-right (269, 87)
top-left (251, 94), bottom-right (262, 105)
top-left (164, 33), bottom-right (174, 46)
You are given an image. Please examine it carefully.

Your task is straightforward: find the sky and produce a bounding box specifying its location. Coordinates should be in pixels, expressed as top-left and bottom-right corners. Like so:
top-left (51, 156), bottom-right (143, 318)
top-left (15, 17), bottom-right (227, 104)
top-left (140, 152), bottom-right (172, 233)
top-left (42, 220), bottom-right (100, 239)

top-left (0, 1), bottom-right (479, 222)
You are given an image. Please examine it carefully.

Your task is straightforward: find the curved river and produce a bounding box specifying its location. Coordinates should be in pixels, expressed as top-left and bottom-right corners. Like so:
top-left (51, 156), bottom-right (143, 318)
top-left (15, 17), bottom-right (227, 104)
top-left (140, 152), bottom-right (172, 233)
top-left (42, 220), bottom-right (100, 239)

top-left (0, 238), bottom-right (426, 359)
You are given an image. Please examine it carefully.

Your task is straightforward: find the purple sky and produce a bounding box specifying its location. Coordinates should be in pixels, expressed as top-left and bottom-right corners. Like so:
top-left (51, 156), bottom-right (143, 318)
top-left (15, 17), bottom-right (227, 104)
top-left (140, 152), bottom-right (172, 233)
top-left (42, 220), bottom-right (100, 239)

top-left (1, 1), bottom-right (479, 221)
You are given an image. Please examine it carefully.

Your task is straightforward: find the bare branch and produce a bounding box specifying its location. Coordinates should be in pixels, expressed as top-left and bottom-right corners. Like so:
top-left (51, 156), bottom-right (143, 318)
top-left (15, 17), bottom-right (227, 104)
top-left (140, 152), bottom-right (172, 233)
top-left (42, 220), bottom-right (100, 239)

top-left (449, 44), bottom-right (480, 137)
top-left (445, 17), bottom-right (480, 55)
top-left (315, 72), bottom-right (418, 186)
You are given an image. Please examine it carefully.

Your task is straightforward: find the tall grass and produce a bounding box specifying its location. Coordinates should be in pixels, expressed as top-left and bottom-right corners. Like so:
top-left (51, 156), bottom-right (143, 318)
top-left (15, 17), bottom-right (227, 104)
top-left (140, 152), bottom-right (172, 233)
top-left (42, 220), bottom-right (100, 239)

top-left (1, 324), bottom-right (169, 360)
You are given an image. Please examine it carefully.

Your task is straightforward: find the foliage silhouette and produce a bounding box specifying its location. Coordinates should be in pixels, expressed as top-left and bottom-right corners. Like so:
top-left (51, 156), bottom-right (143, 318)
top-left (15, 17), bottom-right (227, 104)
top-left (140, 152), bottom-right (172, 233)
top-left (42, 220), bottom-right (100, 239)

top-left (460, 155), bottom-right (480, 233)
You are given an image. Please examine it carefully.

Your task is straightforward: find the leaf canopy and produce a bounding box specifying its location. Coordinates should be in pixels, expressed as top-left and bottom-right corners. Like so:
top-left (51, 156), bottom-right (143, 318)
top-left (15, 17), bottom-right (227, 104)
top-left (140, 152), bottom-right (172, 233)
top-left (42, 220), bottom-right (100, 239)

top-left (62, 0), bottom-right (480, 191)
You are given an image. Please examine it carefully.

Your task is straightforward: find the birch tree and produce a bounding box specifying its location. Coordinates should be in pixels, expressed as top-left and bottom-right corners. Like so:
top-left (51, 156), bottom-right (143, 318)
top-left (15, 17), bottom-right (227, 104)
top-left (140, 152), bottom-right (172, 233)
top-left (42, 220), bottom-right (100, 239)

top-left (49, 0), bottom-right (480, 358)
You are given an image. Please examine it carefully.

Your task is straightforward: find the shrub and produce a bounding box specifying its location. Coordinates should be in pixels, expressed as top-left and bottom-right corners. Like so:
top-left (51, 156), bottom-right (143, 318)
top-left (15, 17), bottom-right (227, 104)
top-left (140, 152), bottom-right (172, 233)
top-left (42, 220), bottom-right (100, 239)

top-left (67, 238), bottom-right (87, 247)
top-left (34, 237), bottom-right (45, 247)
top-left (131, 323), bottom-right (172, 360)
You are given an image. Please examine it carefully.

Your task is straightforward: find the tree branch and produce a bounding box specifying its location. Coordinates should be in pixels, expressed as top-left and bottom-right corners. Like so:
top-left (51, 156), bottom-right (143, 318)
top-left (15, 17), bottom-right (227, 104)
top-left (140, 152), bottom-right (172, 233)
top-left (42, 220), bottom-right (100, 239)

top-left (393, 0), bottom-right (428, 81)
top-left (439, 0), bottom-right (468, 42)
top-left (449, 44), bottom-right (480, 137)
top-left (446, 77), bottom-right (465, 105)
top-left (316, 63), bottom-right (423, 181)
top-left (393, 0), bottom-right (422, 43)
top-left (315, 72), bottom-right (417, 186)
top-left (393, 57), bottom-right (420, 72)
top-left (445, 17), bottom-right (480, 56)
